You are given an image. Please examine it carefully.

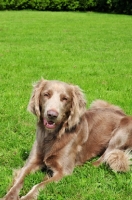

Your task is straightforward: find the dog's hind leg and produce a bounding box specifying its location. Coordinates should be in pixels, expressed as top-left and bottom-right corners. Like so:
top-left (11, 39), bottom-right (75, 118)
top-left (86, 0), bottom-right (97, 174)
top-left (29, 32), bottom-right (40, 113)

top-left (93, 117), bottom-right (132, 171)
top-left (92, 154), bottom-right (105, 167)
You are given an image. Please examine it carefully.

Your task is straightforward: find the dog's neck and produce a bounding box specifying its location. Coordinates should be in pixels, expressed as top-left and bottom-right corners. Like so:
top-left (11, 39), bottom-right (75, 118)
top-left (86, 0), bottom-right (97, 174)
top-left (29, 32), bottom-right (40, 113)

top-left (37, 119), bottom-right (63, 138)
top-left (36, 119), bottom-right (78, 160)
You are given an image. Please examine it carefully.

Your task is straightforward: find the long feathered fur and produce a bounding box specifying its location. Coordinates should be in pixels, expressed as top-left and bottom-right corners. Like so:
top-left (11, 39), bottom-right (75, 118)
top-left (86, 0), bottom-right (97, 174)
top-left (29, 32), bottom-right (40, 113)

top-left (3, 79), bottom-right (132, 200)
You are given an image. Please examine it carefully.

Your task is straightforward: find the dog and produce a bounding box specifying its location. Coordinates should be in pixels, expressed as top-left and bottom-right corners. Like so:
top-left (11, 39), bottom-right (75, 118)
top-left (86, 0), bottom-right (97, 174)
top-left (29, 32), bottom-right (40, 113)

top-left (3, 79), bottom-right (132, 200)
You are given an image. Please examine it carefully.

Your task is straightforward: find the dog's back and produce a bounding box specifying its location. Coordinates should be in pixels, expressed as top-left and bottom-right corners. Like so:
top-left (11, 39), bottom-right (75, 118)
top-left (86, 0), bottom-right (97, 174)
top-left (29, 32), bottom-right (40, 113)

top-left (90, 99), bottom-right (125, 116)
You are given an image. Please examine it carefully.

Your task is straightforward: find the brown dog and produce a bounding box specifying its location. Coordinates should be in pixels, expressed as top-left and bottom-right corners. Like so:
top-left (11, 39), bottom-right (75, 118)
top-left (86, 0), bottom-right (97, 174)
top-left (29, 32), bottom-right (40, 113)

top-left (3, 79), bottom-right (132, 200)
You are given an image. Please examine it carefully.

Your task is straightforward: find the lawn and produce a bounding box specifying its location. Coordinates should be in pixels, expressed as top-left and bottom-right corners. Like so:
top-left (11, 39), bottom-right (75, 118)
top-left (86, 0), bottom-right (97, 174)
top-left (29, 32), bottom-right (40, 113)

top-left (0, 11), bottom-right (132, 200)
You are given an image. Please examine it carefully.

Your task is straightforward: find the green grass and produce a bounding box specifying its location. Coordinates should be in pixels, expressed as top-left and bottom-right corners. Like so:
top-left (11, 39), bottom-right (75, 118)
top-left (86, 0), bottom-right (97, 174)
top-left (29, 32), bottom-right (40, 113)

top-left (0, 11), bottom-right (132, 200)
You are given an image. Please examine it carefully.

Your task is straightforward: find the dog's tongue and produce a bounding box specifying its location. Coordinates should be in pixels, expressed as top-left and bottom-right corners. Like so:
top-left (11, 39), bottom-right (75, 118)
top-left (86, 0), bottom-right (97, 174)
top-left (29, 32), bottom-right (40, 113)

top-left (43, 118), bottom-right (56, 129)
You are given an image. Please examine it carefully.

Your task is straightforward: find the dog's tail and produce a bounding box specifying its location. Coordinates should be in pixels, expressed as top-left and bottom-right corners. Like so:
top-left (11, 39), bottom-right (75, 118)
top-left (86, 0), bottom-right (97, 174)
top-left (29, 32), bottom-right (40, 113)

top-left (103, 149), bottom-right (132, 172)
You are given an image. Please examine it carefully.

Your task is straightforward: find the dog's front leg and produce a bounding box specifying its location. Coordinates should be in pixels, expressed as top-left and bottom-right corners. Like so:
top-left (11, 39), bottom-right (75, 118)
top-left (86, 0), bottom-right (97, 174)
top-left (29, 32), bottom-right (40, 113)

top-left (4, 142), bottom-right (42, 200)
top-left (20, 171), bottom-right (64, 200)
top-left (4, 162), bottom-right (40, 200)
top-left (20, 158), bottom-right (65, 200)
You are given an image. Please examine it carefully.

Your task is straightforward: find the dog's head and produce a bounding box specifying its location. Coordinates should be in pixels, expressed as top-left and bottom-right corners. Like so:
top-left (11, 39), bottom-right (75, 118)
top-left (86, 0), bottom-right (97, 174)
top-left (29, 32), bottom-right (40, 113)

top-left (28, 79), bottom-right (86, 135)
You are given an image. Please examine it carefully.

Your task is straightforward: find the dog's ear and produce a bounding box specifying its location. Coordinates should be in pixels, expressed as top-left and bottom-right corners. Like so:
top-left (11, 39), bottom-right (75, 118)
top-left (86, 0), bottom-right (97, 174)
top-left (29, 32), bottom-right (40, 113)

top-left (27, 79), bottom-right (47, 118)
top-left (67, 85), bottom-right (86, 130)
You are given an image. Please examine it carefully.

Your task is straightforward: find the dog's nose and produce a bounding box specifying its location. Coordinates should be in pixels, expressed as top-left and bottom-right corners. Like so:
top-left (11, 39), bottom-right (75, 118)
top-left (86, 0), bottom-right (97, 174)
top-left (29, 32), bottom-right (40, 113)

top-left (47, 110), bottom-right (58, 119)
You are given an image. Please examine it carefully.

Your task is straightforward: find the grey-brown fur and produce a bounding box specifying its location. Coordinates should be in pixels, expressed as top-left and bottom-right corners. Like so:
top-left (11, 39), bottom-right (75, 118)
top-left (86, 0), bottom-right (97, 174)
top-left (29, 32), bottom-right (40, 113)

top-left (3, 79), bottom-right (132, 200)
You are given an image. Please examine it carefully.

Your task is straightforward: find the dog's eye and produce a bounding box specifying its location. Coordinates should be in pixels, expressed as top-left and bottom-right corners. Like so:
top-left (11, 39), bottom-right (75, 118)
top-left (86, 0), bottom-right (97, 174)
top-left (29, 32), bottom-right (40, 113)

top-left (44, 93), bottom-right (50, 97)
top-left (62, 97), bottom-right (68, 101)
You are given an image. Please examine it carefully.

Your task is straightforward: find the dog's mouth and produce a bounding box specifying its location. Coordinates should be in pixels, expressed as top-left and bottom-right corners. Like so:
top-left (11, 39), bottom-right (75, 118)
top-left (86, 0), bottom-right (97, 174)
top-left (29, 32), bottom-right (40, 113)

top-left (43, 118), bottom-right (56, 129)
